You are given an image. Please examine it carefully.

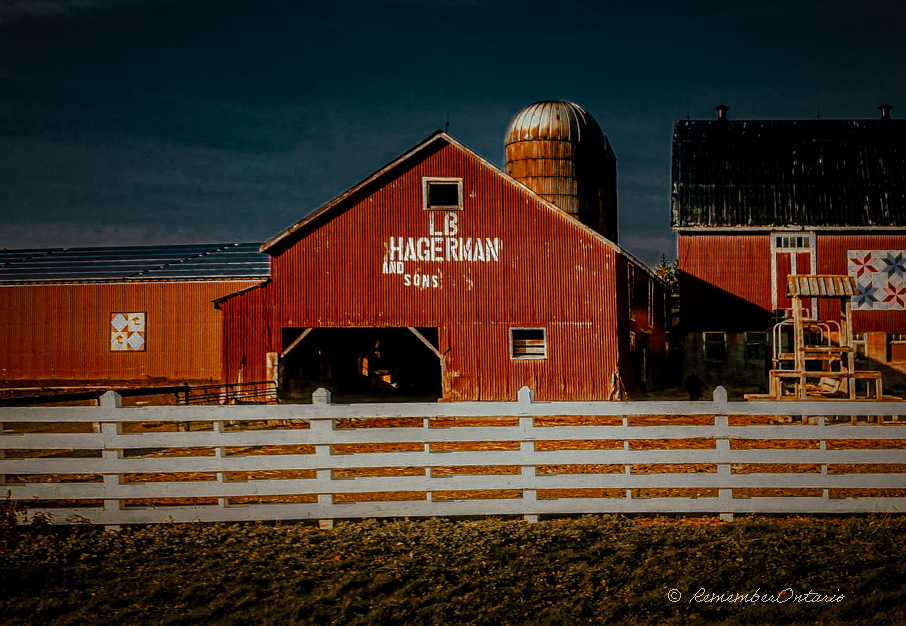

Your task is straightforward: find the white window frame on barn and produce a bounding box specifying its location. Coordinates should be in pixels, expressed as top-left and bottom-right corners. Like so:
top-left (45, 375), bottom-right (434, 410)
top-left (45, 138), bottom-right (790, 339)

top-left (422, 177), bottom-right (463, 211)
top-left (770, 231), bottom-right (817, 317)
top-left (702, 331), bottom-right (727, 362)
top-left (510, 327), bottom-right (547, 360)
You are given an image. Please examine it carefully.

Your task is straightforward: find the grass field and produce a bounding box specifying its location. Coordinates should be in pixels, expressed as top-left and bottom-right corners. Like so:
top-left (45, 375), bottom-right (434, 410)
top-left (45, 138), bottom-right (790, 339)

top-left (1, 514), bottom-right (904, 625)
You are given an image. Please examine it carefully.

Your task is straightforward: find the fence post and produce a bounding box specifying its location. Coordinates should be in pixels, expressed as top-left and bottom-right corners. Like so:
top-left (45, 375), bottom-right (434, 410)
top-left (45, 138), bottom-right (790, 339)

top-left (713, 387), bottom-right (733, 521)
top-left (312, 388), bottom-right (334, 528)
top-left (424, 418), bottom-right (433, 503)
top-left (521, 416), bottom-right (537, 522)
top-left (213, 421), bottom-right (228, 509)
top-left (624, 415), bottom-right (631, 499)
top-left (99, 391), bottom-right (122, 531)
top-left (818, 415), bottom-right (830, 500)
top-left (517, 388), bottom-right (538, 521)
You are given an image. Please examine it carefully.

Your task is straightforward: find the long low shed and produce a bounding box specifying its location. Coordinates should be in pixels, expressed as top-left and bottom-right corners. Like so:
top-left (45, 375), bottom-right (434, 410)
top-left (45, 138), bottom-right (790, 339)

top-left (0, 243), bottom-right (268, 384)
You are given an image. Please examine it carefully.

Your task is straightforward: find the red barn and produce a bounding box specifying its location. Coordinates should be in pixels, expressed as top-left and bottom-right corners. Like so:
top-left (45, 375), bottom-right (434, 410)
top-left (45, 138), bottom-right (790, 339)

top-left (673, 106), bottom-right (906, 391)
top-left (219, 124), bottom-right (668, 402)
top-left (0, 244), bottom-right (267, 386)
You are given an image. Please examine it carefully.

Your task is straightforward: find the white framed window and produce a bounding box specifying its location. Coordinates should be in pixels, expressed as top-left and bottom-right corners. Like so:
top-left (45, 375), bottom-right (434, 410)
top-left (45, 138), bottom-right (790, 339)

top-left (703, 331), bottom-right (727, 362)
top-left (773, 234), bottom-right (813, 251)
top-left (510, 327), bottom-right (546, 359)
top-left (423, 177), bottom-right (463, 210)
top-left (770, 231), bottom-right (816, 314)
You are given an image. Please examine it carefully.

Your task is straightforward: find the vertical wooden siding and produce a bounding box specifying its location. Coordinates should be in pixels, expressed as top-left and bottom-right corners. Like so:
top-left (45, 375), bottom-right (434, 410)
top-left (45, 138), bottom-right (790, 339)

top-left (0, 281), bottom-right (258, 382)
top-left (678, 233), bottom-right (773, 331)
top-left (220, 283), bottom-right (271, 385)
top-left (816, 233), bottom-right (906, 332)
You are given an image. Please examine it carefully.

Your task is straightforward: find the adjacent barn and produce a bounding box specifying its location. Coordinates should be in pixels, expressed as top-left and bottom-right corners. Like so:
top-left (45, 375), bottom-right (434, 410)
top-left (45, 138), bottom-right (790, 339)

top-left (0, 244), bottom-right (268, 386)
top-left (673, 105), bottom-right (906, 390)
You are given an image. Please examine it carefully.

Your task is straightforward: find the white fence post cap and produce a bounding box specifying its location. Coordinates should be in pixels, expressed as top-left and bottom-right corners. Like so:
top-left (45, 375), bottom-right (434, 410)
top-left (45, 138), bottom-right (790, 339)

top-left (312, 388), bottom-right (332, 405)
top-left (713, 386), bottom-right (728, 405)
top-left (99, 390), bottom-right (122, 408)
top-left (517, 386), bottom-right (533, 404)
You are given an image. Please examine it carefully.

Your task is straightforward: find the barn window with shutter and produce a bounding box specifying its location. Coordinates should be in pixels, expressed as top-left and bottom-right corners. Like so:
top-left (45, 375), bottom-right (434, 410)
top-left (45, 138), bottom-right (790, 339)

top-left (510, 328), bottom-right (546, 359)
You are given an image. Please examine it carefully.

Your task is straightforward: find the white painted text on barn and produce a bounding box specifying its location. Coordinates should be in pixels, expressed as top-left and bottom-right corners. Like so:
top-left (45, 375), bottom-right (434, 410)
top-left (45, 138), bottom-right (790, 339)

top-left (382, 213), bottom-right (500, 289)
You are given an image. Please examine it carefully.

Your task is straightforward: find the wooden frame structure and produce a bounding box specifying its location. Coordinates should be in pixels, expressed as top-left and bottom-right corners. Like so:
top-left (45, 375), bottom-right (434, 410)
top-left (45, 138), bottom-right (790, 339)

top-left (751, 275), bottom-right (882, 400)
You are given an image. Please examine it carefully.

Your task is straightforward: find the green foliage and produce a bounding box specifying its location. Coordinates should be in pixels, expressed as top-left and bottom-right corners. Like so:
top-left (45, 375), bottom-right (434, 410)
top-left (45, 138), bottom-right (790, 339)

top-left (0, 515), bottom-right (904, 625)
top-left (654, 254), bottom-right (679, 294)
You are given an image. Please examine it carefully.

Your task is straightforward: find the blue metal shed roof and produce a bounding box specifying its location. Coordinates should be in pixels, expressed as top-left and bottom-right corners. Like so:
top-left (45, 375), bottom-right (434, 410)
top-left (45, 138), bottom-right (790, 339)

top-left (0, 243), bottom-right (270, 283)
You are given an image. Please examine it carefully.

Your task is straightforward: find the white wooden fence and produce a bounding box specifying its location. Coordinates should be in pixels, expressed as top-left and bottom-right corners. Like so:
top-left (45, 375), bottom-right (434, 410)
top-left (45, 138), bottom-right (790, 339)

top-left (2, 387), bottom-right (905, 527)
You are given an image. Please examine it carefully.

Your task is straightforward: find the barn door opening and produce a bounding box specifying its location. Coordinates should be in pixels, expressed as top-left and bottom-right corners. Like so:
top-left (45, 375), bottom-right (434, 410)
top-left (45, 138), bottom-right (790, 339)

top-left (279, 327), bottom-right (442, 402)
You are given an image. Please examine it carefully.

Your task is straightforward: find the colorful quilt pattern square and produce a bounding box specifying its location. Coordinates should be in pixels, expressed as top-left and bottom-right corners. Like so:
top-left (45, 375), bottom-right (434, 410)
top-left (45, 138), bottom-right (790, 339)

top-left (848, 251), bottom-right (906, 310)
top-left (110, 312), bottom-right (146, 351)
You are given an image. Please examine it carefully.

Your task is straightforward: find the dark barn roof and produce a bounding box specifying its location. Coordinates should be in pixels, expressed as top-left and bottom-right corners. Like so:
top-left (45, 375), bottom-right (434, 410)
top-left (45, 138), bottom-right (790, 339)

top-left (671, 119), bottom-right (906, 228)
top-left (0, 242), bottom-right (270, 284)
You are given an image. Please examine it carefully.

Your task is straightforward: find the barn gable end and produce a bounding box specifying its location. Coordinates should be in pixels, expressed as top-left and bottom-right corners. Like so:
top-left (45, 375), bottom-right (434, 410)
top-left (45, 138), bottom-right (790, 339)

top-left (225, 132), bottom-right (667, 401)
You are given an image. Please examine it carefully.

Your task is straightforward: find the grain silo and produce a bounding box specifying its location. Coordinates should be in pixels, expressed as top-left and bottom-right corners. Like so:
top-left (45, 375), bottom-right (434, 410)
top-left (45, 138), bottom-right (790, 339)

top-left (505, 100), bottom-right (618, 242)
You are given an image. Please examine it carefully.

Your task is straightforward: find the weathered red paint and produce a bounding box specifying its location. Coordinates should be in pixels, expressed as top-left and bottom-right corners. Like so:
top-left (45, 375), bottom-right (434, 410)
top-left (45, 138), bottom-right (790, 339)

top-left (678, 233), bottom-right (773, 331)
top-left (679, 230), bottom-right (906, 335)
top-left (816, 233), bottom-right (906, 332)
top-left (0, 281), bottom-right (259, 382)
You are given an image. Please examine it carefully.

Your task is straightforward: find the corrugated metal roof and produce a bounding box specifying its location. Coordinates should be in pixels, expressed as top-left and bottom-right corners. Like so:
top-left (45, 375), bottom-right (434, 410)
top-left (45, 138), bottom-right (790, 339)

top-left (671, 119), bottom-right (906, 228)
top-left (787, 275), bottom-right (857, 298)
top-left (0, 243), bottom-right (270, 283)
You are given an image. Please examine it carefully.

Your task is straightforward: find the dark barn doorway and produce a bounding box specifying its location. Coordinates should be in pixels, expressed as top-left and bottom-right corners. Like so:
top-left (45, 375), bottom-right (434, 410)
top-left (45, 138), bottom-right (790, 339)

top-left (279, 327), bottom-right (442, 402)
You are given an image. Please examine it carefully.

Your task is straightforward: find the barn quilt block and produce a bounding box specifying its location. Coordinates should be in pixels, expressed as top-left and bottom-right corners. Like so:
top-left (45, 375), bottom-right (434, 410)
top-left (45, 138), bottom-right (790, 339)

top-left (110, 312), bottom-right (146, 351)
top-left (848, 251), bottom-right (906, 310)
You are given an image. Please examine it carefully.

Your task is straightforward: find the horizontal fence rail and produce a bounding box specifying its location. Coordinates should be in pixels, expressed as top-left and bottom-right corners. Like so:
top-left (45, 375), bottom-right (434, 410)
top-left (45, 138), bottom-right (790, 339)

top-left (2, 387), bottom-right (905, 527)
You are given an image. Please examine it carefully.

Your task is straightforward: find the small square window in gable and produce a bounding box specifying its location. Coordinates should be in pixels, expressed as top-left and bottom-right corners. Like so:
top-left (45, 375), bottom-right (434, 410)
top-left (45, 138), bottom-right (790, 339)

top-left (423, 178), bottom-right (462, 210)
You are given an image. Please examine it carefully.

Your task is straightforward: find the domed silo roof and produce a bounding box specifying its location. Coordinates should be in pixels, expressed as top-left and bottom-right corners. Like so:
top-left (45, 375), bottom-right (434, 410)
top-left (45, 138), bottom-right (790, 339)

top-left (505, 100), bottom-right (613, 149)
top-left (505, 100), bottom-right (618, 242)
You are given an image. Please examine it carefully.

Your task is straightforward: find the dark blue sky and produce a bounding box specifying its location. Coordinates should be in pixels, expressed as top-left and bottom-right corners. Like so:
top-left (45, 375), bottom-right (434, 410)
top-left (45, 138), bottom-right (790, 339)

top-left (1, 0), bottom-right (904, 266)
